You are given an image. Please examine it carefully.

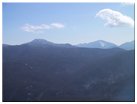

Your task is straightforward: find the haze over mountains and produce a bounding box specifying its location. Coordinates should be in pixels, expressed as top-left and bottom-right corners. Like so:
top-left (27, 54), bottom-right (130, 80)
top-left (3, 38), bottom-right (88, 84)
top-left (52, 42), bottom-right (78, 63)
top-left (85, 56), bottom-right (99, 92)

top-left (3, 39), bottom-right (135, 101)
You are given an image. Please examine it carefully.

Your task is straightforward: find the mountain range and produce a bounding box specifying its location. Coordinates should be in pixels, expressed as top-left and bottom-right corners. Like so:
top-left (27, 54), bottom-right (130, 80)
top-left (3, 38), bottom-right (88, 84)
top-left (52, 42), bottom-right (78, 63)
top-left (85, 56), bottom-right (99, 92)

top-left (4, 39), bottom-right (134, 50)
top-left (76, 40), bottom-right (134, 50)
top-left (3, 39), bottom-right (135, 101)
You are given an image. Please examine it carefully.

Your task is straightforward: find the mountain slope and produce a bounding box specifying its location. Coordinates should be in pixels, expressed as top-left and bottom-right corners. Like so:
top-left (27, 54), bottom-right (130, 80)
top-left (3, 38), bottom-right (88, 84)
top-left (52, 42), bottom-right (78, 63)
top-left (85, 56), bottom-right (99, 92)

top-left (3, 41), bottom-right (134, 102)
top-left (119, 41), bottom-right (134, 50)
top-left (77, 40), bottom-right (117, 49)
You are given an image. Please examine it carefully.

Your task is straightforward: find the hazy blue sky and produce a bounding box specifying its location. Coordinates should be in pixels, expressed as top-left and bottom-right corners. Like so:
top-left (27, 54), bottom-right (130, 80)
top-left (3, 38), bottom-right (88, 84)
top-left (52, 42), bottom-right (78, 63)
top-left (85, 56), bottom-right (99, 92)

top-left (3, 3), bottom-right (134, 45)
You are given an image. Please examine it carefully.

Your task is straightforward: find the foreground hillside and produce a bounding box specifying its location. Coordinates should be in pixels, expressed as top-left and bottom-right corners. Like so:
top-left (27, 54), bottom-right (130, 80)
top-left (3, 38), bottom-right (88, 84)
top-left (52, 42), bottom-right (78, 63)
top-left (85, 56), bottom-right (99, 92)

top-left (3, 42), bottom-right (135, 101)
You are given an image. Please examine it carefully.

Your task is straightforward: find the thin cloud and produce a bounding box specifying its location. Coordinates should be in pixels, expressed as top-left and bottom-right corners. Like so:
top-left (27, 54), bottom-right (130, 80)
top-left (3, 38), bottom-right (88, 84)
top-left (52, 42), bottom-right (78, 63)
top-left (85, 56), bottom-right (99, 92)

top-left (51, 23), bottom-right (65, 29)
top-left (21, 23), bottom-right (65, 33)
top-left (96, 9), bottom-right (134, 27)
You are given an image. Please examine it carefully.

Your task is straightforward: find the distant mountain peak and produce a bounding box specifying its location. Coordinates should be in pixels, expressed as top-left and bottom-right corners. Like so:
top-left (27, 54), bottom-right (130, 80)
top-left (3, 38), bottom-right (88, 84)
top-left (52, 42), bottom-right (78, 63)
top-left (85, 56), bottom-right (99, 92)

top-left (95, 40), bottom-right (106, 42)
top-left (99, 41), bottom-right (105, 47)
top-left (77, 40), bottom-right (117, 49)
top-left (26, 39), bottom-right (56, 47)
top-left (30, 39), bottom-right (54, 45)
top-left (26, 39), bottom-right (74, 48)
top-left (94, 40), bottom-right (107, 47)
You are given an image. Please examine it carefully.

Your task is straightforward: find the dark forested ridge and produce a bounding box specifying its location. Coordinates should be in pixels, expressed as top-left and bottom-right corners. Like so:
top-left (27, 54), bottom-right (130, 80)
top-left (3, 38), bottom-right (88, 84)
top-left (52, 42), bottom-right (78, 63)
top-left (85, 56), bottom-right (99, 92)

top-left (3, 40), bottom-right (135, 102)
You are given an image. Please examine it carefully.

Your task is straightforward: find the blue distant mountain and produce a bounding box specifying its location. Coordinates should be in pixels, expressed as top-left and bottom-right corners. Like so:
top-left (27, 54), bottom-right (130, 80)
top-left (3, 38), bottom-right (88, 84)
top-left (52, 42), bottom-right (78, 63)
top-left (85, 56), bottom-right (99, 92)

top-left (119, 41), bottom-right (134, 50)
top-left (28, 39), bottom-right (55, 45)
top-left (24, 39), bottom-right (73, 48)
top-left (76, 40), bottom-right (117, 49)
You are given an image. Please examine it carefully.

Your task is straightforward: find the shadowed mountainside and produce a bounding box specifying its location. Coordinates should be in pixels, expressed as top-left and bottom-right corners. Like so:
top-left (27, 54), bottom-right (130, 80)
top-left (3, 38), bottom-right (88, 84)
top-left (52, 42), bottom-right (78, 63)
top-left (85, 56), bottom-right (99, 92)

top-left (3, 39), bottom-right (135, 101)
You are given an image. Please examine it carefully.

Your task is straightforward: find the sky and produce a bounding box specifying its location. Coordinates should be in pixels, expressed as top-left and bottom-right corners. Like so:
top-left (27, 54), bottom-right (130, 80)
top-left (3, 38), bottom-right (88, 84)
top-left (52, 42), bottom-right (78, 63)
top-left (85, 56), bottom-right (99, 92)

top-left (3, 3), bottom-right (134, 45)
